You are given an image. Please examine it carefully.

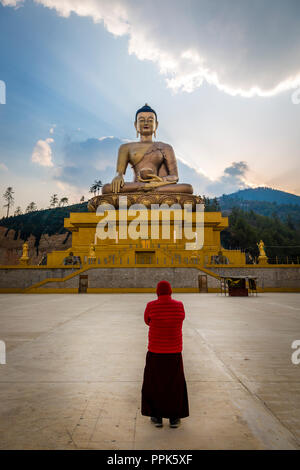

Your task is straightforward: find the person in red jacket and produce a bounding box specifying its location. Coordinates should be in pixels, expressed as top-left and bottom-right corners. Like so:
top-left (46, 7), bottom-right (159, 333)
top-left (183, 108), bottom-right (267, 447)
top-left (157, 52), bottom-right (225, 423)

top-left (141, 280), bottom-right (189, 428)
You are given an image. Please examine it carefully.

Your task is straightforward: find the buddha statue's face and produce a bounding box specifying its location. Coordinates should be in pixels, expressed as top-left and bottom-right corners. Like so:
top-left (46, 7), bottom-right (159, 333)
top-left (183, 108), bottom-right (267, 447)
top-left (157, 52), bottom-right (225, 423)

top-left (135, 111), bottom-right (158, 137)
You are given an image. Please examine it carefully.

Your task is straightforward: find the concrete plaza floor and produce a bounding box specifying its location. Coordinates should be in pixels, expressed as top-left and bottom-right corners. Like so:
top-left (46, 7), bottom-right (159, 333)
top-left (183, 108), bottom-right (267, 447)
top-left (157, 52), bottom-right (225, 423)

top-left (0, 292), bottom-right (299, 450)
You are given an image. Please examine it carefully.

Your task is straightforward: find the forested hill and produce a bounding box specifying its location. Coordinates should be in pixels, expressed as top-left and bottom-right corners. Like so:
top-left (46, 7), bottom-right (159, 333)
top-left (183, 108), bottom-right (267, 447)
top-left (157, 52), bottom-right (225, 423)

top-left (216, 187), bottom-right (300, 224)
top-left (223, 187), bottom-right (300, 206)
top-left (0, 202), bottom-right (88, 250)
top-left (200, 196), bottom-right (300, 261)
top-left (220, 207), bottom-right (300, 262)
top-left (218, 195), bottom-right (300, 223)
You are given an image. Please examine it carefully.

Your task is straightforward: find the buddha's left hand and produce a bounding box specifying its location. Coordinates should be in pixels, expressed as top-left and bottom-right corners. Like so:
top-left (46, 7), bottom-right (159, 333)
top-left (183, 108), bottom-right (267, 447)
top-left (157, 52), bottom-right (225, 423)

top-left (142, 181), bottom-right (176, 190)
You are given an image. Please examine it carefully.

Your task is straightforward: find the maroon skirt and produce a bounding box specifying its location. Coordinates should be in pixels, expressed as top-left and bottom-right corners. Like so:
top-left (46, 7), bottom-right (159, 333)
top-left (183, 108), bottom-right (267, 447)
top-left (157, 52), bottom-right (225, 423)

top-left (141, 351), bottom-right (189, 419)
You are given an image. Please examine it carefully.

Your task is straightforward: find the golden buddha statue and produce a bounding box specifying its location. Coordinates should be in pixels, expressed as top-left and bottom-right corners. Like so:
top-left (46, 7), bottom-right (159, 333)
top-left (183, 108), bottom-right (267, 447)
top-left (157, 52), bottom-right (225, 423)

top-left (257, 240), bottom-right (266, 257)
top-left (102, 104), bottom-right (192, 194)
top-left (19, 241), bottom-right (30, 265)
top-left (88, 243), bottom-right (96, 263)
top-left (88, 104), bottom-right (200, 211)
top-left (22, 241), bottom-right (29, 258)
top-left (257, 239), bottom-right (268, 264)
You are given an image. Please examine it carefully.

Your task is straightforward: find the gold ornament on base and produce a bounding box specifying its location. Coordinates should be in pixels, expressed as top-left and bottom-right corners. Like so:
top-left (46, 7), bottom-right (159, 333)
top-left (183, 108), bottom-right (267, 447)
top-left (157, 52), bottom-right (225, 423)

top-left (87, 243), bottom-right (96, 264)
top-left (19, 241), bottom-right (30, 266)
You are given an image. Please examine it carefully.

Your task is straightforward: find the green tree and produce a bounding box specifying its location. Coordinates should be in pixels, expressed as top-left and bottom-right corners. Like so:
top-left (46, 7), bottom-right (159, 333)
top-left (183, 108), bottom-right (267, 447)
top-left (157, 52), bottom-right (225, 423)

top-left (286, 214), bottom-right (295, 231)
top-left (50, 194), bottom-right (59, 208)
top-left (14, 206), bottom-right (22, 216)
top-left (212, 197), bottom-right (220, 211)
top-left (90, 180), bottom-right (103, 196)
top-left (80, 195), bottom-right (85, 202)
top-left (3, 186), bottom-right (14, 217)
top-left (89, 183), bottom-right (97, 196)
top-left (59, 197), bottom-right (69, 207)
top-left (202, 194), bottom-right (220, 212)
top-left (95, 179), bottom-right (103, 195)
top-left (26, 202), bottom-right (37, 213)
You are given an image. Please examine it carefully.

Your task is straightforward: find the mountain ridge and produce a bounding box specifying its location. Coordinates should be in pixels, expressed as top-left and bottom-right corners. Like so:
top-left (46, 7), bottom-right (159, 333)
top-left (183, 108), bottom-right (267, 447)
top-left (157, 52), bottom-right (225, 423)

top-left (220, 186), bottom-right (300, 206)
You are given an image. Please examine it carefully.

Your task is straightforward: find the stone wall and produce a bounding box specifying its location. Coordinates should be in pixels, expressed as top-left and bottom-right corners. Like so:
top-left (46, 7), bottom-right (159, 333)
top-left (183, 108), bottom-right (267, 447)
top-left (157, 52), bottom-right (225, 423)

top-left (209, 267), bottom-right (300, 289)
top-left (0, 268), bottom-right (78, 289)
top-left (0, 267), bottom-right (200, 291)
top-left (0, 266), bottom-right (300, 291)
top-left (86, 267), bottom-right (199, 289)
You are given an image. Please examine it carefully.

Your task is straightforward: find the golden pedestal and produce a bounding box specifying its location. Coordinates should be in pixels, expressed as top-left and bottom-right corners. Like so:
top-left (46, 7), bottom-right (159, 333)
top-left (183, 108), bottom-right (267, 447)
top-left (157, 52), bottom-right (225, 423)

top-left (46, 206), bottom-right (245, 268)
top-left (258, 255), bottom-right (268, 265)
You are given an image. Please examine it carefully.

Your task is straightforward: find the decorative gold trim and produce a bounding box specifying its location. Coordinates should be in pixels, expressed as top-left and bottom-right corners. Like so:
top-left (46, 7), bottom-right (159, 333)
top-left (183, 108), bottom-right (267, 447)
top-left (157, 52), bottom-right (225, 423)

top-left (88, 192), bottom-right (203, 211)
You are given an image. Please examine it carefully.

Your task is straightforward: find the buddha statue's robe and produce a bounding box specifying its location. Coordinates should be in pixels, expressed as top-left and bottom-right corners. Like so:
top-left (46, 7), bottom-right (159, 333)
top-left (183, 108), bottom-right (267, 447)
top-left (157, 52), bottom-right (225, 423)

top-left (102, 142), bottom-right (193, 194)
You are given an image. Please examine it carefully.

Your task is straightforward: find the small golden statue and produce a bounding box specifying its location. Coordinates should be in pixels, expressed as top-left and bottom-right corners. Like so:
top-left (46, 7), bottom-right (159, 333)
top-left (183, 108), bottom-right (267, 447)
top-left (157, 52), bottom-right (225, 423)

top-left (257, 240), bottom-right (268, 264)
top-left (88, 243), bottom-right (96, 263)
top-left (19, 241), bottom-right (29, 265)
top-left (257, 240), bottom-right (266, 257)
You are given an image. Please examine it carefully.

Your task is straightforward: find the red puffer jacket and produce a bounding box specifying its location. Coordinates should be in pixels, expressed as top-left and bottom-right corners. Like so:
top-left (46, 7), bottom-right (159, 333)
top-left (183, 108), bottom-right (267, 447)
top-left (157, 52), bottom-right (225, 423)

top-left (144, 281), bottom-right (185, 353)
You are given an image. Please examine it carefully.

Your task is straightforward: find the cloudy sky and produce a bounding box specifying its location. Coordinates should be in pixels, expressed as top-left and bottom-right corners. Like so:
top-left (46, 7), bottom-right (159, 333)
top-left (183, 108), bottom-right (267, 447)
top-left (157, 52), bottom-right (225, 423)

top-left (0, 0), bottom-right (300, 216)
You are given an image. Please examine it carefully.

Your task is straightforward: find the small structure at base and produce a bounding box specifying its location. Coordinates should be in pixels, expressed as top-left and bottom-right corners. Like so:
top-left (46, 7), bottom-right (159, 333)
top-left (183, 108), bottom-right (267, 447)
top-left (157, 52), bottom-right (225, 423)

top-left (220, 276), bottom-right (258, 296)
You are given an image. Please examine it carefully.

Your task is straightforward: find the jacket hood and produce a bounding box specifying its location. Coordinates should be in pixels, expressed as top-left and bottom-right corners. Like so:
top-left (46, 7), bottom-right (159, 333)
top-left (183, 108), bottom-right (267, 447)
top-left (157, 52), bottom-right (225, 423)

top-left (156, 280), bottom-right (172, 296)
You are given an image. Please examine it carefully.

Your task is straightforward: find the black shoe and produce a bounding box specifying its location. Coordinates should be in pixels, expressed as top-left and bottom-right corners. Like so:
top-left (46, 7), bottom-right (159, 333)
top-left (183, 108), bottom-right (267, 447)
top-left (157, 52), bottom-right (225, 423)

top-left (151, 417), bottom-right (163, 427)
top-left (169, 418), bottom-right (181, 428)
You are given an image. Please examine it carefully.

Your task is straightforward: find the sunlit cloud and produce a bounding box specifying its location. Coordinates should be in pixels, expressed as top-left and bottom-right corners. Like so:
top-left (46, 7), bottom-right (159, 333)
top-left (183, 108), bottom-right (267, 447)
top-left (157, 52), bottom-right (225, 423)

top-left (31, 137), bottom-right (54, 167)
top-left (3, 0), bottom-right (300, 97)
top-left (0, 0), bottom-right (24, 7)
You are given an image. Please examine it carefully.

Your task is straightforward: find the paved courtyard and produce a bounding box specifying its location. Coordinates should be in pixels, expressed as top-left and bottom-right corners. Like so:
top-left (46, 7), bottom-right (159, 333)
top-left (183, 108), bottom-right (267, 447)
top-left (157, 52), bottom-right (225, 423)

top-left (0, 292), bottom-right (299, 450)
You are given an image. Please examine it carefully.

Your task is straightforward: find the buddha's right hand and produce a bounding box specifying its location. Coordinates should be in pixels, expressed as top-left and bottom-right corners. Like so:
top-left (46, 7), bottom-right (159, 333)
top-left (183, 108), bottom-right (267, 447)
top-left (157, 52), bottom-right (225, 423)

top-left (111, 174), bottom-right (124, 193)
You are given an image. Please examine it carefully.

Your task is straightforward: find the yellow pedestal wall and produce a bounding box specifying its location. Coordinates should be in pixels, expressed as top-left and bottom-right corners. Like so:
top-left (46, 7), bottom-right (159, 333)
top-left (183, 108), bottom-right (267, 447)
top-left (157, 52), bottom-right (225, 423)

top-left (46, 210), bottom-right (245, 267)
top-left (2, 208), bottom-right (299, 292)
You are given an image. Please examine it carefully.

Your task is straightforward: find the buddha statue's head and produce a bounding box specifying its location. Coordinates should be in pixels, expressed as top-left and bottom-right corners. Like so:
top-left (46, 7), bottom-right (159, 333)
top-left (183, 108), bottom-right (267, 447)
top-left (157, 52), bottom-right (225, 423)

top-left (134, 103), bottom-right (158, 138)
